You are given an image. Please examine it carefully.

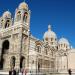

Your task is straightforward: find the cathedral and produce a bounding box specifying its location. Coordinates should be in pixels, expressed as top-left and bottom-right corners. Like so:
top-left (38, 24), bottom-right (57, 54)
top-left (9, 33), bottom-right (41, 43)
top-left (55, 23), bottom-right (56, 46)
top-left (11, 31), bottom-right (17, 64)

top-left (0, 1), bottom-right (75, 74)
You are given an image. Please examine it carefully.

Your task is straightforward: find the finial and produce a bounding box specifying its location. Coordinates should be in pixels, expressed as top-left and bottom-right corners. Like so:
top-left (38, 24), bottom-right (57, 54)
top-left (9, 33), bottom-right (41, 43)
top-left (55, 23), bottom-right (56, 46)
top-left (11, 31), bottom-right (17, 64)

top-left (62, 36), bottom-right (64, 38)
top-left (24, 0), bottom-right (25, 2)
top-left (8, 9), bottom-right (9, 11)
top-left (48, 24), bottom-right (51, 31)
top-left (71, 46), bottom-right (72, 49)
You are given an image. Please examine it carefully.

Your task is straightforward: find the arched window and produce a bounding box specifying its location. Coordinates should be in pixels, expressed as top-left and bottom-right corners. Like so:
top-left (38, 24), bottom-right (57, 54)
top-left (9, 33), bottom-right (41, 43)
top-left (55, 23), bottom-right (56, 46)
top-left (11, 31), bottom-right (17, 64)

top-left (61, 44), bottom-right (63, 47)
top-left (45, 37), bottom-right (48, 41)
top-left (5, 20), bottom-right (10, 28)
top-left (55, 38), bottom-right (57, 41)
top-left (46, 49), bottom-right (48, 55)
top-left (36, 45), bottom-right (41, 53)
top-left (38, 62), bottom-right (40, 72)
top-left (17, 11), bottom-right (21, 21)
top-left (44, 43), bottom-right (49, 55)
top-left (20, 56), bottom-right (25, 69)
top-left (45, 47), bottom-right (48, 55)
top-left (23, 12), bottom-right (28, 22)
top-left (51, 61), bottom-right (55, 68)
top-left (51, 38), bottom-right (53, 41)
top-left (51, 42), bottom-right (53, 45)
top-left (64, 44), bottom-right (66, 47)
top-left (1, 19), bottom-right (3, 26)
top-left (66, 46), bottom-right (68, 49)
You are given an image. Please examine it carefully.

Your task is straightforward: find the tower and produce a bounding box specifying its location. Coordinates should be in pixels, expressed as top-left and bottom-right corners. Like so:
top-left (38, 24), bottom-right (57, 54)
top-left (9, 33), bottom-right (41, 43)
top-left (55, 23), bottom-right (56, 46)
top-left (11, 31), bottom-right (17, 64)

top-left (0, 1), bottom-right (31, 71)
top-left (0, 11), bottom-right (12, 70)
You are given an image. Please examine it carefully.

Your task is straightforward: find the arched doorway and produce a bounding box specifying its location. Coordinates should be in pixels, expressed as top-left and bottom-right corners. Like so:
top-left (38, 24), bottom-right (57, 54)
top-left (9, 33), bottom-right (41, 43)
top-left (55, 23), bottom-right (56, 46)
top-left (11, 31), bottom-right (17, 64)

top-left (38, 62), bottom-right (40, 72)
top-left (0, 40), bottom-right (9, 69)
top-left (10, 56), bottom-right (16, 69)
top-left (20, 56), bottom-right (25, 69)
top-left (2, 40), bottom-right (9, 54)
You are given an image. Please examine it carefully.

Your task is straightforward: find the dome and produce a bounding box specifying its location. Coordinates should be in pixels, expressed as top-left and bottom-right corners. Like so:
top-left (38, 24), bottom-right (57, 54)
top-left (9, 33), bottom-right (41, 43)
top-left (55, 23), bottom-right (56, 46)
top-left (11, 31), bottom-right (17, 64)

top-left (3, 11), bottom-right (11, 18)
top-left (43, 25), bottom-right (57, 39)
top-left (58, 37), bottom-right (70, 45)
top-left (19, 2), bottom-right (28, 10)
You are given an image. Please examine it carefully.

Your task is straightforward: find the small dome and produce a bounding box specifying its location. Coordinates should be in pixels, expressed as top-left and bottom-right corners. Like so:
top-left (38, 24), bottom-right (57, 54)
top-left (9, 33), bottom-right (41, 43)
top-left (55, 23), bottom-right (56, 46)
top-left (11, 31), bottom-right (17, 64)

top-left (43, 25), bottom-right (57, 39)
top-left (3, 11), bottom-right (11, 18)
top-left (19, 2), bottom-right (28, 10)
top-left (58, 37), bottom-right (70, 45)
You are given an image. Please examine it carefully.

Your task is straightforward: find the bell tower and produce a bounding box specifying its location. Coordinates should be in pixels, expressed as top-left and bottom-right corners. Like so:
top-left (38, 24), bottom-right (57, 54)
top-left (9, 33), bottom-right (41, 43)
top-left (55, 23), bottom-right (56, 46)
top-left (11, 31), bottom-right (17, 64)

top-left (0, 10), bottom-right (13, 70)
top-left (12, 1), bottom-right (31, 70)
top-left (11, 2), bottom-right (31, 70)
top-left (0, 11), bottom-right (12, 29)
top-left (0, 1), bottom-right (31, 71)
top-left (14, 2), bottom-right (30, 31)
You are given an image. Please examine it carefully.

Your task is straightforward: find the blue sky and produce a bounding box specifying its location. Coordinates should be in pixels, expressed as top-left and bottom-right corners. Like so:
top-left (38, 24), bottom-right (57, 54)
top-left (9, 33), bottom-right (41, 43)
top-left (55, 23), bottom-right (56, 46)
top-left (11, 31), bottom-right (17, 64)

top-left (0, 0), bottom-right (75, 47)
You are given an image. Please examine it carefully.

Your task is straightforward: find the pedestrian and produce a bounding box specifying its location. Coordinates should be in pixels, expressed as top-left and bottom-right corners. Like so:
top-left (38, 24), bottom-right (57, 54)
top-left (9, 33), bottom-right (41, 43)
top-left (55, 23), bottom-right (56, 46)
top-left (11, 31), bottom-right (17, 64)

top-left (17, 69), bottom-right (19, 75)
top-left (23, 68), bottom-right (28, 75)
top-left (9, 68), bottom-right (12, 75)
top-left (13, 69), bottom-right (16, 75)
top-left (12, 68), bottom-right (16, 75)
top-left (19, 69), bottom-right (23, 75)
top-left (68, 69), bottom-right (72, 75)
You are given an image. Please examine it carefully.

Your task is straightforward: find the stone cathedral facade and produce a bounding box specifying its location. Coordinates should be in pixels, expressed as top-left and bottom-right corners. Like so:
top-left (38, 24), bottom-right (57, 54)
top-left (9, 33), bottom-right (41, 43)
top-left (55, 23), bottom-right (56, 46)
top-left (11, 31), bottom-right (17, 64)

top-left (0, 1), bottom-right (75, 73)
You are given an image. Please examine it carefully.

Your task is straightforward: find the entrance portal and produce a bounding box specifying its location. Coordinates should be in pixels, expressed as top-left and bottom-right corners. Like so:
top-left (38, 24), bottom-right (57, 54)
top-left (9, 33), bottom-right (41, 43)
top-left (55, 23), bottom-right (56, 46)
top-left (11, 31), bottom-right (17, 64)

top-left (0, 40), bottom-right (9, 70)
top-left (20, 56), bottom-right (25, 69)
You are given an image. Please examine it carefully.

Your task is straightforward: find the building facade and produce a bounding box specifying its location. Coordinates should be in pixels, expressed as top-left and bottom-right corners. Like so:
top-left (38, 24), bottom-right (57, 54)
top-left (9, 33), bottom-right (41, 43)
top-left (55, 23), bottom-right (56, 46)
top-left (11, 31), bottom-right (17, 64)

top-left (0, 1), bottom-right (75, 74)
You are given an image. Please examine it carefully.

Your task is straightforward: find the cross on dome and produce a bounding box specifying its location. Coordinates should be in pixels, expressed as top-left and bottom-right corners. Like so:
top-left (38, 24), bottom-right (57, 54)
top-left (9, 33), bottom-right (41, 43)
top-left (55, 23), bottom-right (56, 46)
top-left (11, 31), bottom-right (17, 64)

top-left (48, 24), bottom-right (51, 31)
top-left (24, 0), bottom-right (25, 2)
top-left (8, 9), bottom-right (9, 12)
top-left (43, 24), bottom-right (57, 40)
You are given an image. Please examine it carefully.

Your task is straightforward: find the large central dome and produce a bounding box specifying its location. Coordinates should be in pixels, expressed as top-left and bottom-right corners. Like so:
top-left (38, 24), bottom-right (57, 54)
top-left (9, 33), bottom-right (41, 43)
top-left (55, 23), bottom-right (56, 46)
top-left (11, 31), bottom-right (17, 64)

top-left (43, 25), bottom-right (57, 40)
